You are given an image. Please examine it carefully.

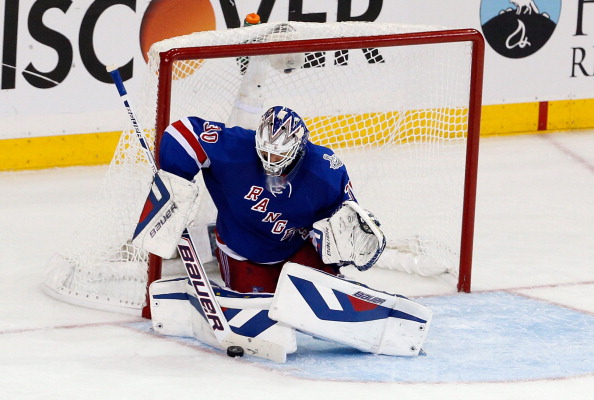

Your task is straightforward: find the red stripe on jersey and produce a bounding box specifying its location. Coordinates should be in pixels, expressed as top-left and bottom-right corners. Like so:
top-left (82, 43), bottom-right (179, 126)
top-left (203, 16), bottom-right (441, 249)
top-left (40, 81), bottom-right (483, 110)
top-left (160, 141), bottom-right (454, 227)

top-left (172, 120), bottom-right (209, 165)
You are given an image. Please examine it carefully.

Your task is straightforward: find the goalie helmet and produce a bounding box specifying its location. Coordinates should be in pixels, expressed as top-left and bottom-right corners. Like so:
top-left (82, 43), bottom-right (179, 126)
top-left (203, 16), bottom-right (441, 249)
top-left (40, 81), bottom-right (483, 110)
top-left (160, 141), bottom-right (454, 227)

top-left (255, 106), bottom-right (309, 177)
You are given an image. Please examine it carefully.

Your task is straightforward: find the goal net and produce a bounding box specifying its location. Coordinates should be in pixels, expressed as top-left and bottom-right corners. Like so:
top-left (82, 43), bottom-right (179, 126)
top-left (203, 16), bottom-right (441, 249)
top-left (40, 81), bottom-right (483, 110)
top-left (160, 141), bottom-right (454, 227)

top-left (43, 21), bottom-right (484, 317)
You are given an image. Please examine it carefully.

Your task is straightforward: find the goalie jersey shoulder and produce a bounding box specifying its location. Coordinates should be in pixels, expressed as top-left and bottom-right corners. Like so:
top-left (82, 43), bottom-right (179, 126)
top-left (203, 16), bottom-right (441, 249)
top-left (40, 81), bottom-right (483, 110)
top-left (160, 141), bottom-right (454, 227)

top-left (311, 144), bottom-right (345, 171)
top-left (303, 142), bottom-right (356, 205)
top-left (159, 116), bottom-right (257, 181)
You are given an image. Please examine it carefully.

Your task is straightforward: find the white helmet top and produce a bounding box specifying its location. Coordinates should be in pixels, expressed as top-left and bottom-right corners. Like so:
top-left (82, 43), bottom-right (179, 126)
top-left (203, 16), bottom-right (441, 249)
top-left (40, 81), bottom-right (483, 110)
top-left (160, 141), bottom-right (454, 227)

top-left (255, 106), bottom-right (309, 176)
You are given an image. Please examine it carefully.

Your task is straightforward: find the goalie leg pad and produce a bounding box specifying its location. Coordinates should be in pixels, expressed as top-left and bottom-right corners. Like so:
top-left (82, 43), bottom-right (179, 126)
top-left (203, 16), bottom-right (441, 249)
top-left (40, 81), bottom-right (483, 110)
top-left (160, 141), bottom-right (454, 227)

top-left (132, 170), bottom-right (200, 259)
top-left (269, 263), bottom-right (432, 356)
top-left (149, 277), bottom-right (297, 354)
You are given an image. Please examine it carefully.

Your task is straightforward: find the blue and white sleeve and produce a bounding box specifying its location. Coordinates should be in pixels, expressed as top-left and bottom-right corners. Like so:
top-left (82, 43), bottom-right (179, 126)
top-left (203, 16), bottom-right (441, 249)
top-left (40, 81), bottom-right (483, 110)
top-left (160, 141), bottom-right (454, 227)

top-left (158, 117), bottom-right (213, 181)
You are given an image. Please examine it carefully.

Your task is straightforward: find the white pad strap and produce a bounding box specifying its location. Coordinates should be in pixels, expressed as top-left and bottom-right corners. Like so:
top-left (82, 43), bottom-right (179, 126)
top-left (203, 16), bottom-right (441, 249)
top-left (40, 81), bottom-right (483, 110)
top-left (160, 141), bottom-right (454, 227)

top-left (269, 263), bottom-right (432, 356)
top-left (312, 201), bottom-right (386, 271)
top-left (132, 170), bottom-right (199, 259)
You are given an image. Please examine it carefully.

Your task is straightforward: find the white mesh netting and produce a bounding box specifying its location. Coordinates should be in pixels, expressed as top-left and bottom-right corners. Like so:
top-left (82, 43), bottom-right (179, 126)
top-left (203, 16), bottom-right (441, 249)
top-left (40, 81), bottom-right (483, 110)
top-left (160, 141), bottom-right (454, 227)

top-left (43, 22), bottom-right (479, 315)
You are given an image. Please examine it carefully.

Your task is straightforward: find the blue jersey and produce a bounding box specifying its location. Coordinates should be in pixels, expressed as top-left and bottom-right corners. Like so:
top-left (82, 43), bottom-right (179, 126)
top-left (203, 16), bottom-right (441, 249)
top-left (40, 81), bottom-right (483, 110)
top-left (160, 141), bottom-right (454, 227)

top-left (159, 117), bottom-right (355, 263)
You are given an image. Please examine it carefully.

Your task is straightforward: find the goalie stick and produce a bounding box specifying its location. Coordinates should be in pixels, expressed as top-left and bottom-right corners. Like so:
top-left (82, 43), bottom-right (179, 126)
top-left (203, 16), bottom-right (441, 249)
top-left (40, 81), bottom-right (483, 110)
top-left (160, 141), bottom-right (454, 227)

top-left (107, 66), bottom-right (286, 363)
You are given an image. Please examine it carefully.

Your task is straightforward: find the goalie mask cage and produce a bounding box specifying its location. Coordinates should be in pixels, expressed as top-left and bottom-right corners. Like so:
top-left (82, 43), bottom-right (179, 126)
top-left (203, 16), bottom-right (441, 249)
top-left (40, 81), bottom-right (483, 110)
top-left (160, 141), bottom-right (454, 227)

top-left (43, 22), bottom-right (484, 318)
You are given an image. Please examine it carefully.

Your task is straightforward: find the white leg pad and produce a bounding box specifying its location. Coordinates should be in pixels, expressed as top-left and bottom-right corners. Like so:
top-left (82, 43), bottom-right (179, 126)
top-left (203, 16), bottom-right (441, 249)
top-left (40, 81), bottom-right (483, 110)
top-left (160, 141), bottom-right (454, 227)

top-left (269, 263), bottom-right (432, 356)
top-left (149, 277), bottom-right (297, 353)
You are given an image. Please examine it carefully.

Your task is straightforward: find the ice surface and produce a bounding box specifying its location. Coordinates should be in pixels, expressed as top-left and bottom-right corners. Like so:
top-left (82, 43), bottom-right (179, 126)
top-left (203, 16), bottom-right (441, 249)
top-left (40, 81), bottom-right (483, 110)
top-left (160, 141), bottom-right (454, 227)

top-left (1, 131), bottom-right (593, 399)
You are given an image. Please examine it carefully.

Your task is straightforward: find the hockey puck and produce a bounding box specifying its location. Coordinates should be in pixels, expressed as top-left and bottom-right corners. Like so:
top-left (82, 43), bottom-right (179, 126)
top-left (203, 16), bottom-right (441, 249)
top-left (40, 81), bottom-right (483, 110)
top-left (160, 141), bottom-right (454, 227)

top-left (227, 346), bottom-right (244, 358)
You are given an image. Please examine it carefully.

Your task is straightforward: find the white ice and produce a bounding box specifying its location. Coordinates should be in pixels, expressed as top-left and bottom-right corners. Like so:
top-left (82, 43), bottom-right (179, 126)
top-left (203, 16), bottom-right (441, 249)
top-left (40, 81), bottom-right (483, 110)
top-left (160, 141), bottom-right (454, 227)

top-left (1, 130), bottom-right (593, 399)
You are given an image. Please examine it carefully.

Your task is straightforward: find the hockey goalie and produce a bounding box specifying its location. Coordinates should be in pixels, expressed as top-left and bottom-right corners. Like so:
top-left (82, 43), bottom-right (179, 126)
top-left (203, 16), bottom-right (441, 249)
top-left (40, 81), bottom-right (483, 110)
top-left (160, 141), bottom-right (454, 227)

top-left (131, 101), bottom-right (432, 360)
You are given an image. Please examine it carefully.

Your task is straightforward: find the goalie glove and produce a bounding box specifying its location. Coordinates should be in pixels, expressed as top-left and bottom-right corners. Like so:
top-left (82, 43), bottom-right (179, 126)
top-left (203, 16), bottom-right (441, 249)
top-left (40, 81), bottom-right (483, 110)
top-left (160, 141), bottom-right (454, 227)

top-left (312, 201), bottom-right (386, 271)
top-left (132, 170), bottom-right (200, 259)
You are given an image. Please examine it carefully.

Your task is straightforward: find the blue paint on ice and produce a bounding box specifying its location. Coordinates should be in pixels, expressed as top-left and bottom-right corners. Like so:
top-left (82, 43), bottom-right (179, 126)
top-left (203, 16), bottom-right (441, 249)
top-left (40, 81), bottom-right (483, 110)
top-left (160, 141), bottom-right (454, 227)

top-left (131, 291), bottom-right (594, 383)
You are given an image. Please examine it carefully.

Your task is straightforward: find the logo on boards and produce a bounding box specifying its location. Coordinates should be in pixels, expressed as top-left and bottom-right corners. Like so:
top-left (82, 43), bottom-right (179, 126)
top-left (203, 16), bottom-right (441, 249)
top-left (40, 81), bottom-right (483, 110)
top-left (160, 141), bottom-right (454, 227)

top-left (480, 0), bottom-right (561, 58)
